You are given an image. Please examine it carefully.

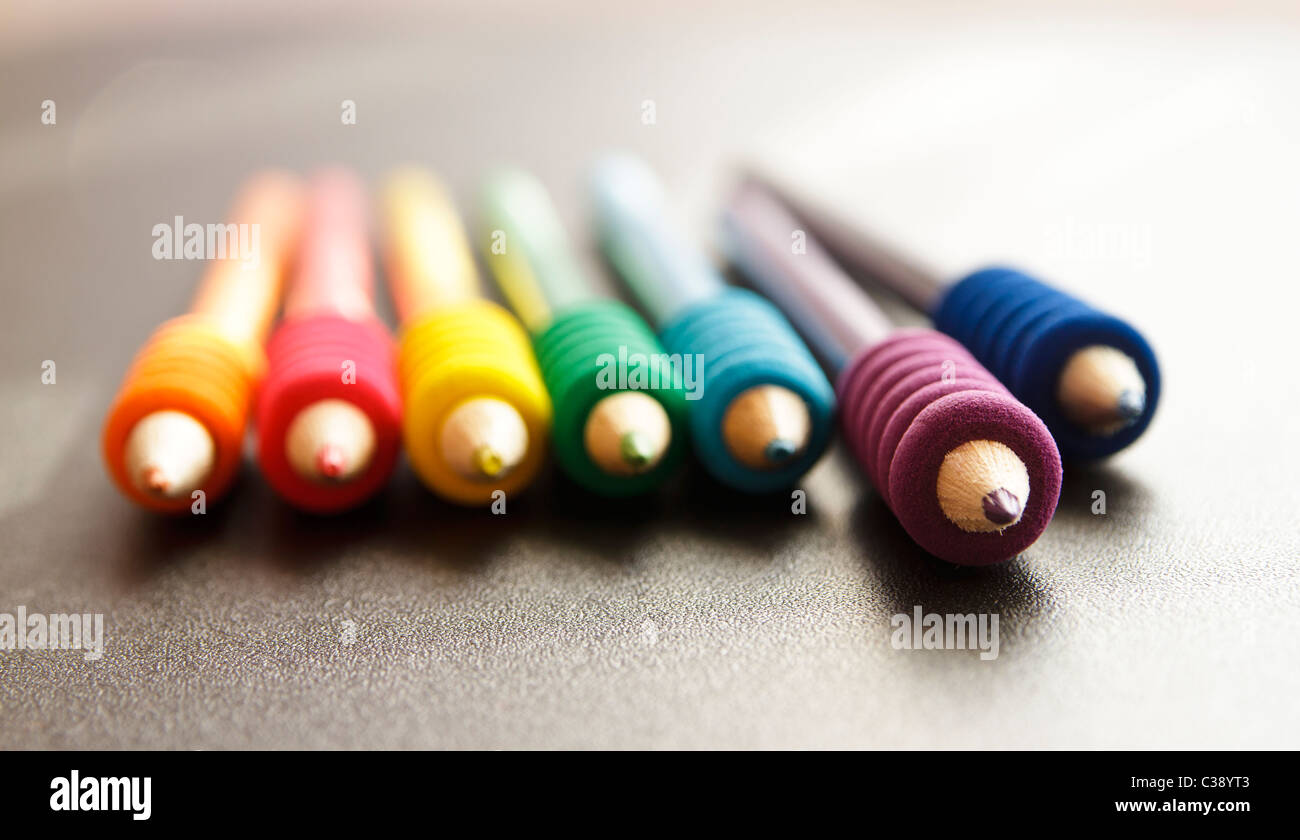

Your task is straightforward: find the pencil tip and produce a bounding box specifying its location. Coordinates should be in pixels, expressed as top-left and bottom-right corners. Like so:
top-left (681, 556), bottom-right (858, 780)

top-left (316, 444), bottom-right (346, 479)
top-left (124, 410), bottom-right (215, 500)
top-left (473, 445), bottom-right (506, 478)
top-left (937, 440), bottom-right (1031, 534)
top-left (981, 488), bottom-right (1022, 527)
top-left (619, 430), bottom-right (654, 470)
top-left (141, 465), bottom-right (170, 495)
top-left (286, 400), bottom-right (376, 484)
top-left (1058, 345), bottom-right (1147, 435)
top-left (1116, 388), bottom-right (1145, 422)
top-left (763, 438), bottom-right (798, 464)
top-left (440, 397), bottom-right (529, 482)
top-left (722, 385), bottom-right (811, 470)
top-left (584, 392), bottom-right (672, 477)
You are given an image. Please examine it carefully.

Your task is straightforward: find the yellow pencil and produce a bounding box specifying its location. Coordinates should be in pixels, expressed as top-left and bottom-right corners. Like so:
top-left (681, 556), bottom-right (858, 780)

top-left (380, 168), bottom-right (551, 505)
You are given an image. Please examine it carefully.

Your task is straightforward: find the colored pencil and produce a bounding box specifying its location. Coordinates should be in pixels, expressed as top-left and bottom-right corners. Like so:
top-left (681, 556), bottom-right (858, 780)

top-left (591, 155), bottom-right (834, 493)
top-left (102, 172), bottom-right (304, 512)
top-left (380, 168), bottom-right (551, 506)
top-left (478, 169), bottom-right (687, 496)
top-left (746, 172), bottom-right (1160, 460)
top-left (722, 179), bottom-right (1063, 565)
top-left (255, 168), bottom-right (402, 514)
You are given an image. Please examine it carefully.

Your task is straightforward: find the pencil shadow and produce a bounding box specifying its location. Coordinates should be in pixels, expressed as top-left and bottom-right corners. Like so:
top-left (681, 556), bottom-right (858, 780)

top-left (507, 456), bottom-right (822, 569)
top-left (262, 482), bottom-right (400, 573)
top-left (327, 465), bottom-right (520, 573)
top-left (99, 460), bottom-right (522, 582)
top-left (30, 399), bottom-right (521, 586)
top-left (1055, 460), bottom-right (1150, 523)
top-left (0, 402), bottom-right (246, 586)
top-left (517, 464), bottom-right (667, 567)
top-left (673, 459), bottom-right (821, 556)
top-left (849, 493), bottom-right (1052, 632)
top-left (98, 468), bottom-right (256, 584)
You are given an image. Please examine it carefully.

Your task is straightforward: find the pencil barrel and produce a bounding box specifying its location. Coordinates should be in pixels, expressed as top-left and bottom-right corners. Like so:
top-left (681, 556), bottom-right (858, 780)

top-left (590, 155), bottom-right (726, 325)
top-left (478, 169), bottom-right (595, 332)
top-left (533, 300), bottom-right (687, 496)
top-left (381, 169), bottom-right (481, 322)
top-left (284, 169), bottom-right (377, 322)
top-left (837, 329), bottom-right (1062, 565)
top-left (256, 315), bottom-right (402, 513)
top-left (398, 299), bottom-right (551, 505)
top-left (659, 288), bottom-right (835, 493)
top-left (101, 315), bottom-right (259, 512)
top-left (188, 171), bottom-right (304, 352)
top-left (933, 266), bottom-right (1160, 459)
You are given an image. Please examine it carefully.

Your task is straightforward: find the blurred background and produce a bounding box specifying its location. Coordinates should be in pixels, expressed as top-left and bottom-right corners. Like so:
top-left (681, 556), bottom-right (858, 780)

top-left (1, 0), bottom-right (1298, 748)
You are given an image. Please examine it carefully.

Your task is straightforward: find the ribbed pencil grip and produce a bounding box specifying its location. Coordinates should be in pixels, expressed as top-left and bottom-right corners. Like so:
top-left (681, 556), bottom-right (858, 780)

top-left (102, 315), bottom-right (260, 512)
top-left (256, 315), bottom-right (402, 513)
top-left (659, 288), bottom-right (835, 493)
top-left (533, 300), bottom-right (687, 496)
top-left (398, 299), bottom-right (551, 505)
top-left (837, 329), bottom-right (1062, 565)
top-left (933, 266), bottom-right (1160, 460)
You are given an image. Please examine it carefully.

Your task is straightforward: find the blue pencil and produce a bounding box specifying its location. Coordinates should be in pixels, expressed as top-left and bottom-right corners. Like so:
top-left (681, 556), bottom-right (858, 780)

top-left (590, 155), bottom-right (835, 493)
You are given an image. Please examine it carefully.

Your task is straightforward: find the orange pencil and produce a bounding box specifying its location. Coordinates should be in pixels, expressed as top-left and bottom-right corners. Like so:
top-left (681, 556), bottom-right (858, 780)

top-left (102, 172), bottom-right (304, 512)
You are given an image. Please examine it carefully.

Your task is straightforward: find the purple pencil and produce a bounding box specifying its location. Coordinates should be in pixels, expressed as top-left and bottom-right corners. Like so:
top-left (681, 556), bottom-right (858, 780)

top-left (721, 180), bottom-right (1062, 565)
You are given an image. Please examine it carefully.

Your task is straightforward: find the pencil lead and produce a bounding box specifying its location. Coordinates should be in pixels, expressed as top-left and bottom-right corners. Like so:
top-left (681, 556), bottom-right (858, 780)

top-left (1057, 345), bottom-right (1147, 435)
top-left (981, 488), bottom-right (1023, 527)
top-left (619, 430), bottom-right (655, 470)
top-left (472, 444), bottom-right (506, 479)
top-left (124, 410), bottom-right (216, 500)
top-left (1117, 388), bottom-right (1145, 421)
top-left (937, 439), bottom-right (1031, 534)
top-left (315, 444), bottom-right (346, 479)
top-left (440, 397), bottom-right (529, 482)
top-left (764, 438), bottom-right (798, 464)
top-left (142, 465), bottom-right (171, 495)
top-left (285, 399), bottom-right (376, 483)
top-left (722, 385), bottom-right (811, 470)
top-left (585, 392), bottom-right (671, 476)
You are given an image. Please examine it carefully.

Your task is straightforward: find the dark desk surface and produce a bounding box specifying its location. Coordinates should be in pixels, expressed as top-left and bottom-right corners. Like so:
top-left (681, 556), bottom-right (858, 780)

top-left (2, 3), bottom-right (1298, 748)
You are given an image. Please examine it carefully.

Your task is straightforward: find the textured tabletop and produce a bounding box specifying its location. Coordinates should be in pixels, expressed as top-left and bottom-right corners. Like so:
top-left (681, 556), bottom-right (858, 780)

top-left (1, 1), bottom-right (1298, 748)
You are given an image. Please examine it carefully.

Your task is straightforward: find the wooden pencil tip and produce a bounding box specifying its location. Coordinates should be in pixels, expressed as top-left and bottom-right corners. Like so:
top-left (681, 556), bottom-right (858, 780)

top-left (584, 392), bottom-right (672, 477)
top-left (440, 397), bottom-right (529, 482)
top-left (124, 410), bottom-right (215, 499)
top-left (722, 385), bottom-right (811, 470)
top-left (286, 399), bottom-right (376, 484)
top-left (937, 440), bottom-right (1030, 533)
top-left (1057, 345), bottom-right (1147, 435)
